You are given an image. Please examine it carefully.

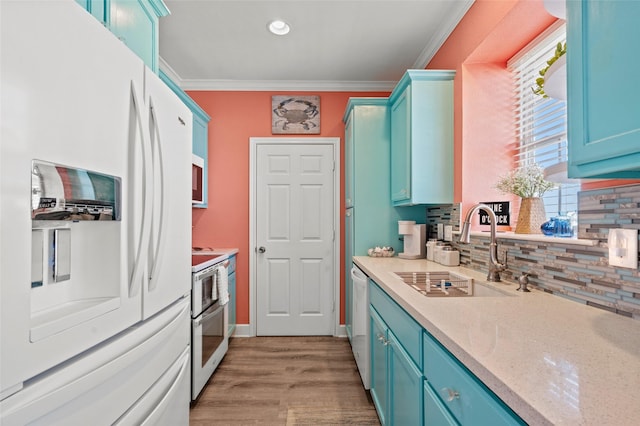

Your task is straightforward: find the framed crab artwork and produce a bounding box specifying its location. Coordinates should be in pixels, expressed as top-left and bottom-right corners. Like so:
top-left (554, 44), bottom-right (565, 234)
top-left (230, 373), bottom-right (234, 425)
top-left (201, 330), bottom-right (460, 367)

top-left (271, 95), bottom-right (320, 134)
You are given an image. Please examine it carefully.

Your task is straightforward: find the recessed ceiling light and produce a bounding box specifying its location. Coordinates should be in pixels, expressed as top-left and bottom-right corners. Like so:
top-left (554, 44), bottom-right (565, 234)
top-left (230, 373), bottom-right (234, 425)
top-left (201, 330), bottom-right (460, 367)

top-left (268, 20), bottom-right (290, 36)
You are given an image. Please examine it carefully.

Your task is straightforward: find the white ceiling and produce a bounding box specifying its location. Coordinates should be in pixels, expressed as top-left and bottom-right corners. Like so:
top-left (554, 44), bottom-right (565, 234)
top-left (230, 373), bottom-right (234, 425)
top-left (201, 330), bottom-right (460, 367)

top-left (159, 0), bottom-right (474, 91)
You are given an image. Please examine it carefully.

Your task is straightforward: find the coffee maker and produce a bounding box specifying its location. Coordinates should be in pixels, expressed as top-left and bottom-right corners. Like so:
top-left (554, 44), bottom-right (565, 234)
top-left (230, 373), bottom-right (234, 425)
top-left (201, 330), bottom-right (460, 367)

top-left (398, 221), bottom-right (426, 259)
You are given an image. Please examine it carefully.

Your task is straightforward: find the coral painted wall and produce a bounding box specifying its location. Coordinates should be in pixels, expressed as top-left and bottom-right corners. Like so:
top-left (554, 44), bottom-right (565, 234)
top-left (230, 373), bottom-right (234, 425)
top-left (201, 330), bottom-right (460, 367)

top-left (188, 1), bottom-right (557, 329)
top-left (189, 91), bottom-right (389, 328)
top-left (427, 0), bottom-right (557, 228)
top-left (428, 0), bottom-right (638, 229)
top-left (189, 0), bottom-right (632, 331)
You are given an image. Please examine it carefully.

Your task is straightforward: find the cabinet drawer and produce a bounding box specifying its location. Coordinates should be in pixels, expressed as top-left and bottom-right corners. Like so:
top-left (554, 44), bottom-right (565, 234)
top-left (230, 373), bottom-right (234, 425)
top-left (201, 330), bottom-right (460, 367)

top-left (424, 380), bottom-right (457, 426)
top-left (423, 332), bottom-right (524, 425)
top-left (369, 281), bottom-right (422, 367)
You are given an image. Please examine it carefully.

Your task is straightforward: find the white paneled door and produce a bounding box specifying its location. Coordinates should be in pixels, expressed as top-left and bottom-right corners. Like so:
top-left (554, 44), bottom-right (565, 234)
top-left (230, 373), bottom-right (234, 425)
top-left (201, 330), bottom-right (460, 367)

top-left (255, 142), bottom-right (335, 335)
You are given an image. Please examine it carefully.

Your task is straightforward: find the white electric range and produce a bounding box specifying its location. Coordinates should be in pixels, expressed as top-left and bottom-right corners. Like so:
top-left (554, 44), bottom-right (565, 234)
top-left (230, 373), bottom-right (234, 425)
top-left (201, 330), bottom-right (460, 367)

top-left (190, 253), bottom-right (230, 401)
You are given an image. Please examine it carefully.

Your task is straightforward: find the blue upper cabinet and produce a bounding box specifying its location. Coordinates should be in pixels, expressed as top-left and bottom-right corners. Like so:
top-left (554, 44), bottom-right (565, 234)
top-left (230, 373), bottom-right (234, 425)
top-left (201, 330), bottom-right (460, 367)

top-left (343, 98), bottom-right (405, 254)
top-left (160, 71), bottom-right (211, 208)
top-left (110, 0), bottom-right (168, 73)
top-left (75, 0), bottom-right (107, 22)
top-left (567, 1), bottom-right (640, 178)
top-left (75, 0), bottom-right (169, 73)
top-left (389, 70), bottom-right (455, 206)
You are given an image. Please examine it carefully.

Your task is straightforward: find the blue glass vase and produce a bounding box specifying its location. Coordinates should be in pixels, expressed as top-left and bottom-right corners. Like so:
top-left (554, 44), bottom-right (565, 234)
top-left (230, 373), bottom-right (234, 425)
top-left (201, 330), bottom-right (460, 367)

top-left (541, 216), bottom-right (574, 237)
top-left (541, 219), bottom-right (555, 236)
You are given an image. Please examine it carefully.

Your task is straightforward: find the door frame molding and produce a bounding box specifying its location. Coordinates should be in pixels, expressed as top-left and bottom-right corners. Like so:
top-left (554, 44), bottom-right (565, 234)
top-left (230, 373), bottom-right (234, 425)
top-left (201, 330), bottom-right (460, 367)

top-left (249, 137), bottom-right (341, 337)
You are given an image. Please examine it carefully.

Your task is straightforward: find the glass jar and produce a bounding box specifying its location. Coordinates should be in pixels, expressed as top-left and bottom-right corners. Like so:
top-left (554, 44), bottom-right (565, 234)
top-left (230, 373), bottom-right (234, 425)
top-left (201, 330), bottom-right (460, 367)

top-left (541, 216), bottom-right (574, 237)
top-left (426, 239), bottom-right (438, 261)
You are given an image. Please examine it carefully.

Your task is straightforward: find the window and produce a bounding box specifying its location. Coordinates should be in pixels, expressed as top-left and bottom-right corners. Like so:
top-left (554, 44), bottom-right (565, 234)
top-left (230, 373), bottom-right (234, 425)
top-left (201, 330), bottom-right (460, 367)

top-left (508, 22), bottom-right (578, 219)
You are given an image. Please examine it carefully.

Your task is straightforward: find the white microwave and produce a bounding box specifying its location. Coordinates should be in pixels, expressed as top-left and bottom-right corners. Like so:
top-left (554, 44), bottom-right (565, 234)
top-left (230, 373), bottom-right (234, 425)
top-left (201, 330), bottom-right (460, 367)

top-left (192, 154), bottom-right (204, 204)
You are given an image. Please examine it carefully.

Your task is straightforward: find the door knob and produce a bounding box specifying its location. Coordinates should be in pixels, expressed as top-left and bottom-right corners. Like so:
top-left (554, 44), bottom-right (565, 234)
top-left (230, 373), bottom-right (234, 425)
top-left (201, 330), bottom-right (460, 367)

top-left (258, 246), bottom-right (266, 253)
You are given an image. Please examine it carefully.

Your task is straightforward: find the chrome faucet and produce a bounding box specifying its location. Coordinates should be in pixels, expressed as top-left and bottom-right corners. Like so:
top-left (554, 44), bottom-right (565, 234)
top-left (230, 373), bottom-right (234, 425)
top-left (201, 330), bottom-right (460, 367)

top-left (458, 203), bottom-right (506, 282)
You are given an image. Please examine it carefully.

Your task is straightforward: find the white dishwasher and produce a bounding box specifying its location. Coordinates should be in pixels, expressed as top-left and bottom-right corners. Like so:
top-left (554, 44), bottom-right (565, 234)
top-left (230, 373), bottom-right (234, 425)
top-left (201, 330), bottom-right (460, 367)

top-left (350, 264), bottom-right (370, 389)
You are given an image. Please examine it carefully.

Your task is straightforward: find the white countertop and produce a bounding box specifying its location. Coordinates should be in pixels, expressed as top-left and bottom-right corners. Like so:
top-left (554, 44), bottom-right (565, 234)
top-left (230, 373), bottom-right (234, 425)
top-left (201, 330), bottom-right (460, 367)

top-left (192, 247), bottom-right (239, 256)
top-left (462, 230), bottom-right (598, 246)
top-left (354, 256), bottom-right (640, 426)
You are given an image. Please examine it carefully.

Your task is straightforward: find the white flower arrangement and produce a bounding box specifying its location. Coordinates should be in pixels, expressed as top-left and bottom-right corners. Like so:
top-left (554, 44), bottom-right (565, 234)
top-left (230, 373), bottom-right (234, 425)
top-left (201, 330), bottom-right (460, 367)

top-left (495, 164), bottom-right (555, 198)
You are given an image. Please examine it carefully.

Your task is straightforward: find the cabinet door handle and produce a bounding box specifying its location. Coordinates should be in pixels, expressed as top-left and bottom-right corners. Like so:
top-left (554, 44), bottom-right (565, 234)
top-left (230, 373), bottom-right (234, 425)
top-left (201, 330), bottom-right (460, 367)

top-left (376, 334), bottom-right (389, 345)
top-left (442, 387), bottom-right (460, 402)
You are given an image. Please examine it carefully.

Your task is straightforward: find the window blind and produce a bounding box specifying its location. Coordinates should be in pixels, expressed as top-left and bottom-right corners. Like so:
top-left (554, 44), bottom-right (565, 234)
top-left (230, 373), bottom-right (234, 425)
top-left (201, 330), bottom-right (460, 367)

top-left (508, 22), bottom-right (578, 217)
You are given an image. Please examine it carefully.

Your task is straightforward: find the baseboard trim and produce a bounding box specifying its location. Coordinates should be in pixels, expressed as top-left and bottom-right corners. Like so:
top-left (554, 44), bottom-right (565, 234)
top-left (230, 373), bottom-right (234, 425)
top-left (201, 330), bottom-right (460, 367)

top-left (231, 324), bottom-right (252, 337)
top-left (231, 324), bottom-right (347, 338)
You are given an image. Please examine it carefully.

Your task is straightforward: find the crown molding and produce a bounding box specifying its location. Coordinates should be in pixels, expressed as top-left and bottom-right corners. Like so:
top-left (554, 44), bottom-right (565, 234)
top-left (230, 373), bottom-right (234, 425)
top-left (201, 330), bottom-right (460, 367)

top-left (158, 57), bottom-right (182, 86)
top-left (148, 0), bottom-right (170, 17)
top-left (157, 0), bottom-right (474, 94)
top-left (159, 57), bottom-right (394, 92)
top-left (179, 79), bottom-right (396, 92)
top-left (158, 1), bottom-right (474, 93)
top-left (412, 0), bottom-right (475, 69)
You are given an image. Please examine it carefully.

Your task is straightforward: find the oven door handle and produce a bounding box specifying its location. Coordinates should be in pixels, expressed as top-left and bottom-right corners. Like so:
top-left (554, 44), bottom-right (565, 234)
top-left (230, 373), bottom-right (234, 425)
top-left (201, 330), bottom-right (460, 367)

top-left (193, 303), bottom-right (224, 328)
top-left (200, 267), bottom-right (217, 304)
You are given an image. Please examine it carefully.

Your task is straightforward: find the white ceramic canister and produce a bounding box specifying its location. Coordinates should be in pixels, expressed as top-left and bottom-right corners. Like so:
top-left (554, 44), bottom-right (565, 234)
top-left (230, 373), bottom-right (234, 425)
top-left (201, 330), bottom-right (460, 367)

top-left (439, 247), bottom-right (460, 266)
top-left (433, 242), bottom-right (448, 264)
top-left (426, 239), bottom-right (438, 261)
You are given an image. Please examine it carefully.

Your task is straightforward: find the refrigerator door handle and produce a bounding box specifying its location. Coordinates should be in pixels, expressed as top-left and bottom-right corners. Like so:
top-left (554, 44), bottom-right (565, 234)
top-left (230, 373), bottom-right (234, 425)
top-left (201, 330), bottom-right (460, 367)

top-left (113, 349), bottom-right (190, 426)
top-left (138, 350), bottom-right (189, 425)
top-left (129, 80), bottom-right (153, 298)
top-left (147, 97), bottom-right (165, 293)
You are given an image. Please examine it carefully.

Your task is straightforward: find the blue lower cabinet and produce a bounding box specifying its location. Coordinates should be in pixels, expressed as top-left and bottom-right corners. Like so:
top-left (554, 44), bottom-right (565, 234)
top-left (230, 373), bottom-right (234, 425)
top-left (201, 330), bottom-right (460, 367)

top-left (369, 279), bottom-right (525, 425)
top-left (388, 332), bottom-right (423, 425)
top-left (370, 308), bottom-right (389, 426)
top-left (423, 332), bottom-right (525, 425)
top-left (227, 271), bottom-right (236, 336)
top-left (227, 254), bottom-right (236, 336)
top-left (424, 381), bottom-right (457, 426)
top-left (369, 279), bottom-right (422, 365)
top-left (369, 283), bottom-right (422, 426)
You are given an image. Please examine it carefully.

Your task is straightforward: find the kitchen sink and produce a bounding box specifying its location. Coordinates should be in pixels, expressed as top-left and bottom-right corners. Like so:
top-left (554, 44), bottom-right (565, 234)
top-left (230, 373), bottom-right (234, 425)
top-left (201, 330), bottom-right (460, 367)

top-left (394, 271), bottom-right (511, 298)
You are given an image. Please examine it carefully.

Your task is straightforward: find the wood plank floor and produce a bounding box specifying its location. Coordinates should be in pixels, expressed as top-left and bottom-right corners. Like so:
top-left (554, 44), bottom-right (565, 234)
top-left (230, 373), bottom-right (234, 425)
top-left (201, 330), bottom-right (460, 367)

top-left (190, 336), bottom-right (381, 425)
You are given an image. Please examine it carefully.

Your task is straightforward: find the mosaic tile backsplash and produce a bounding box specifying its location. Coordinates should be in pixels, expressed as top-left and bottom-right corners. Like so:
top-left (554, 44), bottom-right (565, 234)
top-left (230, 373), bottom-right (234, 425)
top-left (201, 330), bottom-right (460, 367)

top-left (426, 184), bottom-right (640, 320)
top-left (426, 204), bottom-right (460, 238)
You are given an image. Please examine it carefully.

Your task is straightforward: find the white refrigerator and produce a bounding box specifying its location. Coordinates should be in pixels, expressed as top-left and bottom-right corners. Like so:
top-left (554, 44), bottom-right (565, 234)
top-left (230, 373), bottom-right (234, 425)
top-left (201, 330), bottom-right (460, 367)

top-left (1, 1), bottom-right (192, 424)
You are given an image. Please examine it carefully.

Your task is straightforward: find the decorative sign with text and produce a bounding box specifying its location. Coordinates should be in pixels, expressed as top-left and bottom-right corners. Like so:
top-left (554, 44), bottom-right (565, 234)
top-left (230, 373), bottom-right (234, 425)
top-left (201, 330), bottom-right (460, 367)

top-left (478, 201), bottom-right (510, 226)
